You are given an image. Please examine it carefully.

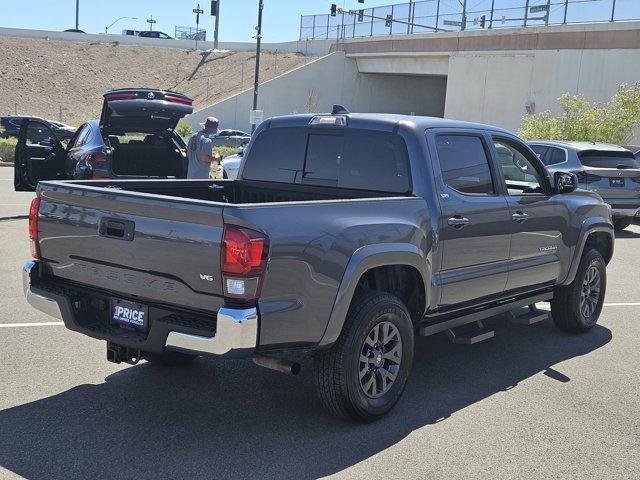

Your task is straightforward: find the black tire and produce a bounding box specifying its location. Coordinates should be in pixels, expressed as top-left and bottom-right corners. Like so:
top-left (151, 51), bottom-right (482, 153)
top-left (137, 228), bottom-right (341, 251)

top-left (144, 350), bottom-right (198, 366)
top-left (551, 248), bottom-right (606, 333)
top-left (613, 218), bottom-right (633, 231)
top-left (313, 291), bottom-right (414, 422)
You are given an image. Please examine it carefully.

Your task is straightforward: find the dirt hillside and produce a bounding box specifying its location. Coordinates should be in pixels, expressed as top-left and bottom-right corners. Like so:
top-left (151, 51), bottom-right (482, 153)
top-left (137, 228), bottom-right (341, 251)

top-left (0, 36), bottom-right (315, 126)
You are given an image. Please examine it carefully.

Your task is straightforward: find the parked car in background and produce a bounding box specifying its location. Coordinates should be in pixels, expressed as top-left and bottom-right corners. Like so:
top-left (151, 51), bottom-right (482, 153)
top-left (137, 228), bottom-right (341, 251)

top-left (529, 141), bottom-right (640, 230)
top-left (23, 109), bottom-right (614, 421)
top-left (1, 116), bottom-right (76, 142)
top-left (122, 29), bottom-right (142, 36)
top-left (14, 88), bottom-right (193, 191)
top-left (221, 146), bottom-right (244, 179)
top-left (211, 129), bottom-right (252, 148)
top-left (138, 31), bottom-right (173, 39)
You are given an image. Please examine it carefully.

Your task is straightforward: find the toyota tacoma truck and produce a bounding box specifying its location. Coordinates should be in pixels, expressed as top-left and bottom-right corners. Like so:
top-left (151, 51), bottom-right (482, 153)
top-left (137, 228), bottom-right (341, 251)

top-left (22, 108), bottom-right (614, 422)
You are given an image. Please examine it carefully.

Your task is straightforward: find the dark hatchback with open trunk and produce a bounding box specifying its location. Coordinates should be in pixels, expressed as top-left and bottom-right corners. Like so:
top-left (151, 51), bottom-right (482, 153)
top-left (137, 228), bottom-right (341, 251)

top-left (14, 88), bottom-right (194, 191)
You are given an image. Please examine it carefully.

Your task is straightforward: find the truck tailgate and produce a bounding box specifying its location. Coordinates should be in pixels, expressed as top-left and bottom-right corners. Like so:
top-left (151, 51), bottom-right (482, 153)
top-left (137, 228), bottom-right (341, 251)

top-left (36, 182), bottom-right (226, 312)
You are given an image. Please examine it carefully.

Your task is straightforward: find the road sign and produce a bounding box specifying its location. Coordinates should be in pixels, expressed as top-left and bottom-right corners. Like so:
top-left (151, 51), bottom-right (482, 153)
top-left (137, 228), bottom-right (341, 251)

top-left (146, 16), bottom-right (156, 30)
top-left (443, 19), bottom-right (463, 27)
top-left (530, 5), bottom-right (549, 13)
top-left (250, 109), bottom-right (264, 125)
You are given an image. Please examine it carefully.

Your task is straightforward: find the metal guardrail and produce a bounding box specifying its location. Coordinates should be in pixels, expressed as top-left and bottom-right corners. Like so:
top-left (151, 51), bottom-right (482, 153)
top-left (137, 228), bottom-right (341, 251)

top-left (299, 0), bottom-right (639, 40)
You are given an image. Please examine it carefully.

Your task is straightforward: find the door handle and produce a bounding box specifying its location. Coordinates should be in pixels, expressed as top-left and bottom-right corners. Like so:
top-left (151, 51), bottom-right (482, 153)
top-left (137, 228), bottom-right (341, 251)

top-left (447, 216), bottom-right (470, 227)
top-left (511, 211), bottom-right (529, 223)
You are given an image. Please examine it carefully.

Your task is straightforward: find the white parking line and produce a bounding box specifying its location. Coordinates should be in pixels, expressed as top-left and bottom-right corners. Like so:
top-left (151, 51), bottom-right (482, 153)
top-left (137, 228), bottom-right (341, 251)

top-left (604, 302), bottom-right (640, 307)
top-left (0, 322), bottom-right (64, 328)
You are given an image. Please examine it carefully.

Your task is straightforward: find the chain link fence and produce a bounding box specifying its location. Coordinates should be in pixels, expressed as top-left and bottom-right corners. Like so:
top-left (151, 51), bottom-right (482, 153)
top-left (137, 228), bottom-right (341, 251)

top-left (175, 26), bottom-right (207, 41)
top-left (300, 0), bottom-right (639, 40)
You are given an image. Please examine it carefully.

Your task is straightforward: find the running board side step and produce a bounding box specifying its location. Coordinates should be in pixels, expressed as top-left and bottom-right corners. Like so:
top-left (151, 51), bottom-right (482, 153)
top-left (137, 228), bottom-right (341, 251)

top-left (418, 292), bottom-right (552, 337)
top-left (445, 320), bottom-right (495, 345)
top-left (506, 304), bottom-right (549, 325)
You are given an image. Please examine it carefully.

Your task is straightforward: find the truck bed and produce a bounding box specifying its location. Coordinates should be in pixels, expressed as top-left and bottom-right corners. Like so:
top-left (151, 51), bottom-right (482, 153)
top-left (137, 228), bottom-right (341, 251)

top-left (69, 178), bottom-right (400, 204)
top-left (34, 178), bottom-right (419, 351)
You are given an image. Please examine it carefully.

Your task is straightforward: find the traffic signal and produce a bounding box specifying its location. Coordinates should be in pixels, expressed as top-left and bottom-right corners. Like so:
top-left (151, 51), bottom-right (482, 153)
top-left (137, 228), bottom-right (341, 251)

top-left (211, 0), bottom-right (218, 16)
top-left (358, 0), bottom-right (364, 3)
top-left (358, 9), bottom-right (364, 22)
top-left (479, 15), bottom-right (486, 28)
top-left (330, 4), bottom-right (337, 17)
top-left (385, 14), bottom-right (392, 27)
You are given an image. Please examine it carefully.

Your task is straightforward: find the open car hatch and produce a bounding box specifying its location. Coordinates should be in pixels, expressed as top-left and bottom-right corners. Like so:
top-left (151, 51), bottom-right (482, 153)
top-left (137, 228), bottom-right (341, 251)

top-left (100, 88), bottom-right (194, 133)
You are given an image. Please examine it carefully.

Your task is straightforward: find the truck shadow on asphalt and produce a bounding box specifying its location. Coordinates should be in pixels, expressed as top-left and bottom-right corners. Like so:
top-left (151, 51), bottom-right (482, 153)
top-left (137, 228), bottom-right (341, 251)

top-left (0, 317), bottom-right (611, 480)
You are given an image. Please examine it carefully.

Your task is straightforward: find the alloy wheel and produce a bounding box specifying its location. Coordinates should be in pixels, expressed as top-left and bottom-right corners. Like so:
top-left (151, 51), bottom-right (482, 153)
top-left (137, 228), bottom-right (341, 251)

top-left (359, 320), bottom-right (403, 399)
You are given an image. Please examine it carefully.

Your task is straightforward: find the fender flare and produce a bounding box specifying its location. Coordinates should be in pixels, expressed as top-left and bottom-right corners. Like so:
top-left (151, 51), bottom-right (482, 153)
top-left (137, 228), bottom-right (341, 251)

top-left (561, 217), bottom-right (614, 286)
top-left (317, 243), bottom-right (430, 348)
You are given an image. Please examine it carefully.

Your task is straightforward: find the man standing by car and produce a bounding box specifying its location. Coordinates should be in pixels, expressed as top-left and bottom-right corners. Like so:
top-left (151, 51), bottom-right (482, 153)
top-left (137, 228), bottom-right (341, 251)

top-left (186, 117), bottom-right (222, 179)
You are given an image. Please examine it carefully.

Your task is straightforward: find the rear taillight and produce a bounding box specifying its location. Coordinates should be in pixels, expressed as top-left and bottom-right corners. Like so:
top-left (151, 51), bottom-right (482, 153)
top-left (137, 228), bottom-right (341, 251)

top-left (105, 93), bottom-right (137, 101)
top-left (221, 225), bottom-right (269, 301)
top-left (85, 151), bottom-right (108, 163)
top-left (164, 94), bottom-right (193, 106)
top-left (29, 197), bottom-right (42, 259)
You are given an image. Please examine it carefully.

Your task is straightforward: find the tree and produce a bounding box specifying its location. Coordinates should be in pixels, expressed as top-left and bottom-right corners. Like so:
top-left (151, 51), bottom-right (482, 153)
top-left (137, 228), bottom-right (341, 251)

top-left (519, 83), bottom-right (640, 144)
top-left (304, 88), bottom-right (319, 114)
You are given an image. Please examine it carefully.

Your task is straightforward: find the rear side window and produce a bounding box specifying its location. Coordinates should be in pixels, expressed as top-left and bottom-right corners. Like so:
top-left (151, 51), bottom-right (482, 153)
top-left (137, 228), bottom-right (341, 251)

top-left (242, 127), bottom-right (410, 193)
top-left (545, 147), bottom-right (566, 165)
top-left (435, 135), bottom-right (494, 194)
top-left (579, 151), bottom-right (639, 169)
top-left (529, 144), bottom-right (548, 161)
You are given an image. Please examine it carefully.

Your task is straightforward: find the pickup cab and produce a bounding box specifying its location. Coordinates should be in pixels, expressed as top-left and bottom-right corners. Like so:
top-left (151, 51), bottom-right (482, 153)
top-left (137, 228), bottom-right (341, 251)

top-left (22, 108), bottom-right (614, 422)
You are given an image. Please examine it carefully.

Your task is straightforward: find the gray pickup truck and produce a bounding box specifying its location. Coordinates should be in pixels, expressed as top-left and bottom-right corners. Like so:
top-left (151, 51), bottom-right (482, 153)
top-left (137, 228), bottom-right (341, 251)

top-left (23, 109), bottom-right (614, 422)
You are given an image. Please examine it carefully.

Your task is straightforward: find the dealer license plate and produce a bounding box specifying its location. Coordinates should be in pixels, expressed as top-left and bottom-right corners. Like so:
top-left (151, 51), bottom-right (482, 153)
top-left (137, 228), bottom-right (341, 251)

top-left (111, 299), bottom-right (149, 333)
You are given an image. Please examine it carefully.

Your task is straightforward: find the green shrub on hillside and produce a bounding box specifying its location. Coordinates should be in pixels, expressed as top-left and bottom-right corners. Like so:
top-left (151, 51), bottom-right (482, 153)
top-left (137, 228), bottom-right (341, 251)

top-left (519, 83), bottom-right (640, 144)
top-left (0, 137), bottom-right (17, 163)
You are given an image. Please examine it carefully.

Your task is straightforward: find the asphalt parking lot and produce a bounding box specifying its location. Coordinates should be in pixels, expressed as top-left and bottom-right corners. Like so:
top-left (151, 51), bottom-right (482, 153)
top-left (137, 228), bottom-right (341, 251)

top-left (0, 166), bottom-right (639, 480)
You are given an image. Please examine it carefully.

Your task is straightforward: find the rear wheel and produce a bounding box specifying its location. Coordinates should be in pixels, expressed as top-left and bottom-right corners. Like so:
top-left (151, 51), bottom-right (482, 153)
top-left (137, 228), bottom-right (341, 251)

top-left (313, 292), bottom-right (414, 422)
top-left (551, 248), bottom-right (606, 333)
top-left (613, 218), bottom-right (633, 231)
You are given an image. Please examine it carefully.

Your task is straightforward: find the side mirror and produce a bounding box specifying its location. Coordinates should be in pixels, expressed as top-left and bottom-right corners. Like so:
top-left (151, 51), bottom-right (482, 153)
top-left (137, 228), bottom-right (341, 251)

top-left (236, 147), bottom-right (244, 157)
top-left (554, 172), bottom-right (578, 194)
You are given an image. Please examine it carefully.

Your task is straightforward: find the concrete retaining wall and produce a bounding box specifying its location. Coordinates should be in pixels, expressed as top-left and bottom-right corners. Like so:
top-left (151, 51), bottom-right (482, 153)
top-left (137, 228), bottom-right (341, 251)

top-left (0, 27), bottom-right (334, 55)
top-left (186, 52), bottom-right (447, 132)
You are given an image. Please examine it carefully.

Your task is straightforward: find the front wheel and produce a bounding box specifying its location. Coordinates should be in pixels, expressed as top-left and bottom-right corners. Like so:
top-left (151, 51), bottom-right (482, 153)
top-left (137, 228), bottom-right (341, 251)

top-left (551, 248), bottom-right (606, 333)
top-left (313, 292), bottom-right (414, 422)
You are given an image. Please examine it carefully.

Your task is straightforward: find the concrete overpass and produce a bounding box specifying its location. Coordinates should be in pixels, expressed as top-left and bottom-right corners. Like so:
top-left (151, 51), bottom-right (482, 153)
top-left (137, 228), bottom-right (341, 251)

top-left (187, 21), bottom-right (640, 141)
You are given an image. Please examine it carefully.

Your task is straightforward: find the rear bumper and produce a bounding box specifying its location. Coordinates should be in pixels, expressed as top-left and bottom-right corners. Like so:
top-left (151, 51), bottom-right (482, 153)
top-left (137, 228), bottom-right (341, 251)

top-left (610, 208), bottom-right (640, 218)
top-left (602, 199), bottom-right (640, 218)
top-left (22, 260), bottom-right (257, 358)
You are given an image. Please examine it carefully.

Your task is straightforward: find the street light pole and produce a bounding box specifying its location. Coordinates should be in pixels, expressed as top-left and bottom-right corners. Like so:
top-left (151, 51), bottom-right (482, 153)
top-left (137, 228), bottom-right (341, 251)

top-left (251, 0), bottom-right (264, 133)
top-left (214, 0), bottom-right (220, 49)
top-left (105, 16), bottom-right (138, 34)
top-left (75, 0), bottom-right (80, 30)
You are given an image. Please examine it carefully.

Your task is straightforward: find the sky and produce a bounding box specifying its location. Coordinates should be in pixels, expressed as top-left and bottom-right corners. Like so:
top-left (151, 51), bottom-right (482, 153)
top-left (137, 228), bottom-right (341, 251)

top-left (0, 0), bottom-right (636, 43)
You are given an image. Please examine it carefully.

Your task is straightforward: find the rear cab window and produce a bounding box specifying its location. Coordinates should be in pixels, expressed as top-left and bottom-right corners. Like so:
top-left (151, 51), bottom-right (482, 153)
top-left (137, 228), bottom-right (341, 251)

top-left (242, 126), bottom-right (411, 193)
